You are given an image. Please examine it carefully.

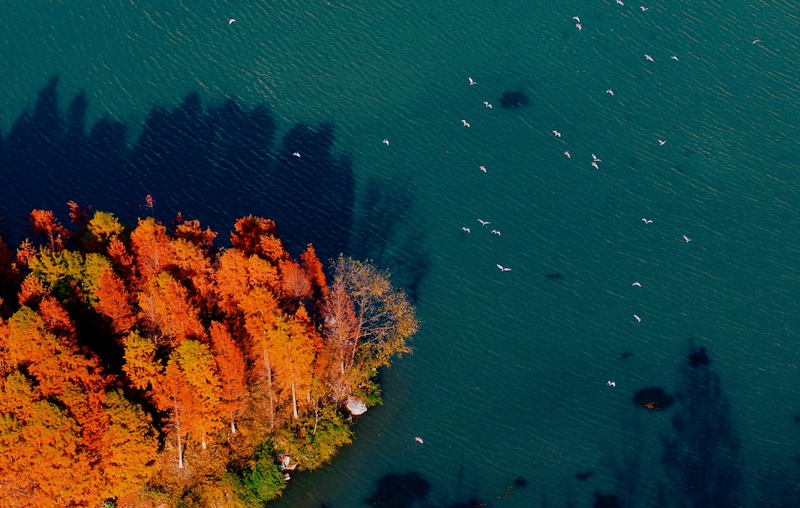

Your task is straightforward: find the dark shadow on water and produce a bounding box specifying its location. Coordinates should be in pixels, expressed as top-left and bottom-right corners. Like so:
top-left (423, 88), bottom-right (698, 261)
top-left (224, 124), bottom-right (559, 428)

top-left (365, 472), bottom-right (431, 508)
top-left (593, 492), bottom-right (621, 508)
top-left (1, 76), bottom-right (428, 297)
top-left (272, 123), bottom-right (355, 263)
top-left (499, 90), bottom-right (529, 110)
top-left (0, 75), bottom-right (352, 264)
top-left (659, 345), bottom-right (744, 508)
top-left (363, 470), bottom-right (535, 508)
top-left (350, 178), bottom-right (431, 302)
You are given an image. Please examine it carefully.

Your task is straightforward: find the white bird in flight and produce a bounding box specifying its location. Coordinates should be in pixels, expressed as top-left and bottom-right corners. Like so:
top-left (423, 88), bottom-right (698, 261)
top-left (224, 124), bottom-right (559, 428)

top-left (671, 55), bottom-right (679, 60)
top-left (606, 89), bottom-right (614, 95)
top-left (592, 154), bottom-right (601, 162)
top-left (228, 18), bottom-right (236, 24)
top-left (617, 0), bottom-right (624, 5)
top-left (573, 16), bottom-right (581, 22)
top-left (634, 315), bottom-right (642, 323)
top-left (553, 130), bottom-right (561, 137)
top-left (479, 165), bottom-right (487, 172)
top-left (753, 39), bottom-right (761, 44)
top-left (478, 219), bottom-right (490, 226)
top-left (292, 152), bottom-right (301, 157)
top-left (642, 218), bottom-right (653, 224)
top-left (591, 162), bottom-right (599, 169)
top-left (462, 227), bottom-right (471, 233)
top-left (468, 77), bottom-right (476, 86)
top-left (640, 6), bottom-right (648, 11)
top-left (497, 264), bottom-right (512, 272)
top-left (483, 101), bottom-right (493, 108)
top-left (683, 235), bottom-right (691, 243)
top-left (645, 54), bottom-right (654, 62)
top-left (564, 151), bottom-right (571, 158)
top-left (632, 282), bottom-right (642, 287)
top-left (382, 139), bottom-right (389, 145)
top-left (415, 437), bottom-right (424, 444)
top-left (462, 119), bottom-right (470, 127)
top-left (658, 139), bottom-right (666, 145)
top-left (607, 381), bottom-right (616, 387)
top-left (491, 230), bottom-right (501, 236)
top-left (576, 23), bottom-right (582, 31)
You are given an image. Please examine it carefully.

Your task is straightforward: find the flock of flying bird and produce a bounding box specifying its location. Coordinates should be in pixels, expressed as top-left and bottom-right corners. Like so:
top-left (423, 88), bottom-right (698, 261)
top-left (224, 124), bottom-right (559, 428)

top-left (446, 4), bottom-right (701, 339)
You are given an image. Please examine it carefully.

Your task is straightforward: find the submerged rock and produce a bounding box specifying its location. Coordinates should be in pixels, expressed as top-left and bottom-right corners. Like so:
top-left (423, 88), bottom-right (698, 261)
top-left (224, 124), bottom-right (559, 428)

top-left (633, 387), bottom-right (675, 411)
top-left (346, 397), bottom-right (368, 416)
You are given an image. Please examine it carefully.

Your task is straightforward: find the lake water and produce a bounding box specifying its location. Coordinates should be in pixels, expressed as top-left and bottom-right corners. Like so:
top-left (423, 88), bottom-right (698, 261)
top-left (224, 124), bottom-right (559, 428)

top-left (2, 0), bottom-right (800, 506)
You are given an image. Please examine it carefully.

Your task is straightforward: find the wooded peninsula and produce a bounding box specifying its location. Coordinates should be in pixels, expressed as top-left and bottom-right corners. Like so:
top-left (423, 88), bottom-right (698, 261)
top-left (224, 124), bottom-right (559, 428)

top-left (0, 201), bottom-right (419, 508)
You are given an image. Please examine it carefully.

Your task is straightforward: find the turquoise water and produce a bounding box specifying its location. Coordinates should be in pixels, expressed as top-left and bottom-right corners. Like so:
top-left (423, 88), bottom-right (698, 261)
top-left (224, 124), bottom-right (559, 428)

top-left (3, 0), bottom-right (800, 506)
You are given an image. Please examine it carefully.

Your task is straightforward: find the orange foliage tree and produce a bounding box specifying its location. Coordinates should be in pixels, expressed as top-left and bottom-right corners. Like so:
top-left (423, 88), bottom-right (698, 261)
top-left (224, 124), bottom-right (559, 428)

top-left (209, 321), bottom-right (248, 434)
top-left (27, 210), bottom-right (67, 251)
top-left (0, 306), bottom-right (157, 507)
top-left (137, 271), bottom-right (205, 346)
top-left (151, 339), bottom-right (223, 467)
top-left (1, 203), bottom-right (417, 507)
top-left (241, 288), bottom-right (281, 430)
top-left (94, 267), bottom-right (136, 335)
top-left (129, 217), bottom-right (172, 283)
top-left (271, 315), bottom-right (315, 419)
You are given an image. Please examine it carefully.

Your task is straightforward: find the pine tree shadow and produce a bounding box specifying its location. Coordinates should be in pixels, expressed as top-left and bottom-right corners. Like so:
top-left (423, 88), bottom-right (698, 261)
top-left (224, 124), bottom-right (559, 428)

top-left (0, 75), bottom-right (355, 263)
top-left (659, 345), bottom-right (744, 508)
top-left (1, 75), bottom-right (430, 298)
top-left (270, 122), bottom-right (354, 263)
top-left (349, 179), bottom-right (431, 302)
top-left (363, 469), bottom-right (512, 508)
top-left (365, 471), bottom-right (431, 508)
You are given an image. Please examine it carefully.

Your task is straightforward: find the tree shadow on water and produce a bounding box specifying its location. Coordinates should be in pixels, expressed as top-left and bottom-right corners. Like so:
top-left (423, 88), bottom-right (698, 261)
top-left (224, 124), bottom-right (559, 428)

top-left (350, 179), bottom-right (431, 302)
top-left (0, 75), bottom-right (357, 263)
top-left (364, 470), bottom-right (510, 508)
top-left (659, 345), bottom-right (744, 508)
top-left (365, 472), bottom-right (431, 508)
top-left (271, 122), bottom-right (354, 263)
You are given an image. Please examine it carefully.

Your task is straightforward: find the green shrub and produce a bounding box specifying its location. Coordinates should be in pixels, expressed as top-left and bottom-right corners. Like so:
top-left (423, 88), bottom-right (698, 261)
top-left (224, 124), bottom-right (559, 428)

top-left (241, 451), bottom-right (286, 504)
top-left (273, 407), bottom-right (353, 471)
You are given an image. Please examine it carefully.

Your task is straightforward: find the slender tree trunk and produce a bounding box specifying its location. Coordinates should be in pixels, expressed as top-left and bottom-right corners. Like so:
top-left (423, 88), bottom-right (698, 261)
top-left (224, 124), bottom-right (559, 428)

top-left (230, 412), bottom-right (237, 434)
top-left (291, 381), bottom-right (298, 419)
top-left (175, 401), bottom-right (183, 469)
top-left (177, 432), bottom-right (183, 469)
top-left (264, 344), bottom-right (275, 430)
top-left (348, 319), bottom-right (364, 371)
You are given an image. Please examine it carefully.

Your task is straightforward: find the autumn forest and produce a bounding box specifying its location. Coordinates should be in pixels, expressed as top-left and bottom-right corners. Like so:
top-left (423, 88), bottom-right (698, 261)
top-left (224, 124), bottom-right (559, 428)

top-left (0, 202), bottom-right (418, 508)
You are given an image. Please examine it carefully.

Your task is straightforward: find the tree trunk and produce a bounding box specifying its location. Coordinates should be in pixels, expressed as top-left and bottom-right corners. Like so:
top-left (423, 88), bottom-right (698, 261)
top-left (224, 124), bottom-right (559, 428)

top-left (348, 320), bottom-right (363, 371)
top-left (264, 344), bottom-right (275, 430)
top-left (230, 412), bottom-right (237, 434)
top-left (176, 402), bottom-right (184, 469)
top-left (177, 432), bottom-right (183, 469)
top-left (291, 381), bottom-right (298, 419)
